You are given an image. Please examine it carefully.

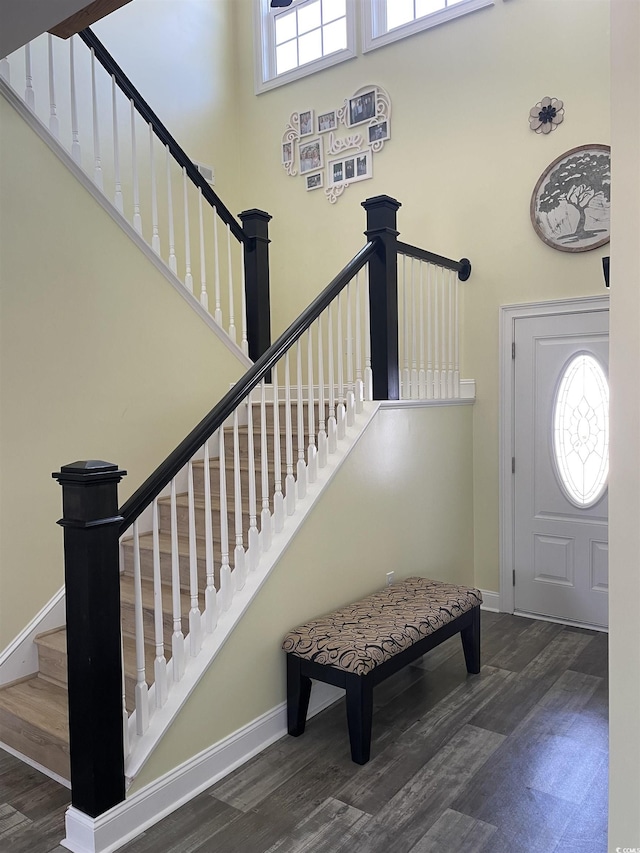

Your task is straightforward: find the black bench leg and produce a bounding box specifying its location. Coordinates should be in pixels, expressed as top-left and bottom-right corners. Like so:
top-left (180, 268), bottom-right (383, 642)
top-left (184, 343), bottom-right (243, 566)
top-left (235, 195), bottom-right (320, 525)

top-left (287, 654), bottom-right (312, 736)
top-left (461, 606), bottom-right (481, 674)
top-left (345, 673), bottom-right (374, 765)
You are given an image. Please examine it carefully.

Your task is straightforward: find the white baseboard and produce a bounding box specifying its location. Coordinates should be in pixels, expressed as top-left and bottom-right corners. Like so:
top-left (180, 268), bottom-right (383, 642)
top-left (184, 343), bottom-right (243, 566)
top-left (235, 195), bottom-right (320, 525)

top-left (479, 589), bottom-right (500, 612)
top-left (61, 681), bottom-right (344, 853)
top-left (0, 587), bottom-right (65, 685)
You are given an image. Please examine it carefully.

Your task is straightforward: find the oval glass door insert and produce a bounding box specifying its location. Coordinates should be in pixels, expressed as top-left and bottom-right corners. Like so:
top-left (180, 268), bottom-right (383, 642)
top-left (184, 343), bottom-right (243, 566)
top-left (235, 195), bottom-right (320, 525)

top-left (553, 353), bottom-right (609, 507)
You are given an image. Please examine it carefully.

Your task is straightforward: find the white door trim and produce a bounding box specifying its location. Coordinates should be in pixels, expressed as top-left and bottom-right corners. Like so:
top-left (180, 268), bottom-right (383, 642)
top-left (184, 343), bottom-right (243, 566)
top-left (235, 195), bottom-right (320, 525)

top-left (499, 295), bottom-right (610, 613)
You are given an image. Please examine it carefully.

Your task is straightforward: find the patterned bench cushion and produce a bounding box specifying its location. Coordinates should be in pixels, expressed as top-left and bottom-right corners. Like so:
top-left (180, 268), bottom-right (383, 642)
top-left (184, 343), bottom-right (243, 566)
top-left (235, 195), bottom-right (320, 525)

top-left (282, 577), bottom-right (482, 676)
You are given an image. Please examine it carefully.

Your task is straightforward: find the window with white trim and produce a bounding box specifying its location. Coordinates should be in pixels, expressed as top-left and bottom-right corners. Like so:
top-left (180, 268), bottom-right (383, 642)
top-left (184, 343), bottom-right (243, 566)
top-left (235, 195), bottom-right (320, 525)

top-left (255, 0), bottom-right (356, 93)
top-left (362, 0), bottom-right (494, 53)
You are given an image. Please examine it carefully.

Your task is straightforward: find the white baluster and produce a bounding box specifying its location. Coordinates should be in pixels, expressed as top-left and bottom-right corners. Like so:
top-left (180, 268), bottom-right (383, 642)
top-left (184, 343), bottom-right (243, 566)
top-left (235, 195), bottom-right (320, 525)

top-left (364, 271), bottom-right (373, 401)
top-left (454, 268), bottom-right (460, 398)
top-left (346, 282), bottom-right (356, 425)
top-left (187, 461), bottom-right (202, 656)
top-left (213, 214), bottom-right (222, 325)
top-left (411, 258), bottom-right (419, 399)
top-left (441, 266), bottom-right (448, 399)
top-left (170, 478), bottom-right (185, 681)
top-left (47, 36), bottom-right (59, 138)
top-left (91, 49), bottom-right (102, 189)
top-left (121, 633), bottom-right (130, 758)
top-left (70, 40), bottom-right (81, 165)
top-left (24, 43), bottom-right (35, 111)
top-left (152, 499), bottom-right (168, 708)
top-left (260, 379), bottom-right (272, 549)
top-left (307, 328), bottom-right (317, 484)
top-left (131, 101), bottom-right (142, 234)
top-left (448, 268), bottom-right (454, 398)
top-left (219, 424), bottom-right (233, 610)
top-left (296, 340), bottom-right (307, 499)
top-left (232, 409), bottom-right (247, 589)
top-left (317, 315), bottom-right (328, 468)
top-left (198, 190), bottom-right (208, 310)
top-left (132, 521), bottom-right (149, 734)
top-left (246, 389), bottom-right (260, 571)
top-left (336, 291), bottom-right (346, 439)
top-left (433, 264), bottom-right (440, 400)
top-left (402, 254), bottom-right (410, 399)
top-left (240, 240), bottom-right (248, 356)
top-left (227, 224), bottom-right (236, 343)
top-left (272, 365), bottom-right (285, 533)
top-left (182, 168), bottom-right (193, 292)
top-left (166, 147), bottom-right (177, 273)
top-left (418, 261), bottom-right (427, 400)
top-left (149, 124), bottom-right (160, 255)
top-left (0, 55), bottom-right (10, 83)
top-left (203, 439), bottom-right (218, 632)
top-left (327, 303), bottom-right (337, 453)
top-left (426, 263), bottom-right (434, 400)
top-left (354, 271), bottom-right (364, 413)
top-left (111, 76), bottom-right (122, 209)
top-left (284, 351), bottom-right (296, 515)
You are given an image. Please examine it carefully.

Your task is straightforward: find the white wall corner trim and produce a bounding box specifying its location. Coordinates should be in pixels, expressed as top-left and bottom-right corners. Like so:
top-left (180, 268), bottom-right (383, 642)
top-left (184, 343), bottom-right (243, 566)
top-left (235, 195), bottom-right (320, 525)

top-left (479, 590), bottom-right (499, 612)
top-left (0, 77), bottom-right (252, 371)
top-left (61, 682), bottom-right (344, 853)
top-left (0, 586), bottom-right (65, 685)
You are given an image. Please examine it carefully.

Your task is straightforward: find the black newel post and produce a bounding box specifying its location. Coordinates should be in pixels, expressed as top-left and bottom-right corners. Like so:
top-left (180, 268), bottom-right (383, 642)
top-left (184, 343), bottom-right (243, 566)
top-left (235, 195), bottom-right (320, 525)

top-left (362, 195), bottom-right (401, 400)
top-left (52, 460), bottom-right (127, 818)
top-left (239, 208), bottom-right (272, 362)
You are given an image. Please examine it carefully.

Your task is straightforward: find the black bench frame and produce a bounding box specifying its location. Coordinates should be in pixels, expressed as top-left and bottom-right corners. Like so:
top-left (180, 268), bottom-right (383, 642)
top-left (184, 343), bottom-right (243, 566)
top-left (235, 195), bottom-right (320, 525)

top-left (286, 605), bottom-right (481, 764)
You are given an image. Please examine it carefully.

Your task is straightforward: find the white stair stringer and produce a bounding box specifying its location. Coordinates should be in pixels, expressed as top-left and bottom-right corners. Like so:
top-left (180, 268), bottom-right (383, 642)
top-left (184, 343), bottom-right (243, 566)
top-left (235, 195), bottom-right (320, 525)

top-left (0, 76), bottom-right (252, 371)
top-left (124, 400), bottom-right (380, 785)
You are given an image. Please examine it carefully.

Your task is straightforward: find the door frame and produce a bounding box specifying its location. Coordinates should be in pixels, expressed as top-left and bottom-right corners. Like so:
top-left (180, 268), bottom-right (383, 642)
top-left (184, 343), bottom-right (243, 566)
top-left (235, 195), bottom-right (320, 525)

top-left (499, 295), bottom-right (610, 614)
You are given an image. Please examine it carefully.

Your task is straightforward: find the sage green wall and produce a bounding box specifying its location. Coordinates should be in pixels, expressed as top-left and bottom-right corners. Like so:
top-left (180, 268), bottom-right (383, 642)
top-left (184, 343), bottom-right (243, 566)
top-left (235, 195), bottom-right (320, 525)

top-left (132, 403), bottom-right (474, 790)
top-left (231, 0), bottom-right (610, 595)
top-left (0, 95), bottom-right (245, 647)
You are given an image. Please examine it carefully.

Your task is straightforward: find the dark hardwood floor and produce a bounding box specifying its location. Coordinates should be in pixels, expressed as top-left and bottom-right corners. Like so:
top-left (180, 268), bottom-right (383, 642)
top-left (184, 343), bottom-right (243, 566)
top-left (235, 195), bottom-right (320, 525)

top-left (0, 612), bottom-right (608, 853)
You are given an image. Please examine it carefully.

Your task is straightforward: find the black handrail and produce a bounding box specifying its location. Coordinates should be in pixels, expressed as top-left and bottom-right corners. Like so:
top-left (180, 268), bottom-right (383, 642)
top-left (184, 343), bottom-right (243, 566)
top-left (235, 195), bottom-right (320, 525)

top-left (119, 240), bottom-right (377, 532)
top-left (396, 240), bottom-right (472, 281)
top-left (78, 27), bottom-right (247, 246)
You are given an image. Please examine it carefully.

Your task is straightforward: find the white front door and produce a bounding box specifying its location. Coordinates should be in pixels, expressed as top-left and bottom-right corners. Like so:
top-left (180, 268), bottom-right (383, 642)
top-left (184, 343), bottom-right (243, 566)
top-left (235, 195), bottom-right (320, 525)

top-left (513, 308), bottom-right (609, 627)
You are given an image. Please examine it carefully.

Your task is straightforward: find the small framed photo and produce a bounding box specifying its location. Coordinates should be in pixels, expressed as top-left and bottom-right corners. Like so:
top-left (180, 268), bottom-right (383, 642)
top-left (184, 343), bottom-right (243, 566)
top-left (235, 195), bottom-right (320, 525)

top-left (348, 89), bottom-right (377, 127)
top-left (306, 172), bottom-right (323, 191)
top-left (368, 120), bottom-right (389, 144)
top-left (317, 110), bottom-right (337, 133)
top-left (282, 141), bottom-right (293, 164)
top-left (328, 148), bottom-right (372, 187)
top-left (299, 138), bottom-right (324, 174)
top-left (299, 109), bottom-right (314, 137)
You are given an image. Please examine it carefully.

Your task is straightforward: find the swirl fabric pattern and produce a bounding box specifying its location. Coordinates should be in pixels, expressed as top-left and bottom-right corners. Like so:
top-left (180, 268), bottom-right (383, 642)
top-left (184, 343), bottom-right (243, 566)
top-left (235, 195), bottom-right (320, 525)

top-left (282, 577), bottom-right (482, 676)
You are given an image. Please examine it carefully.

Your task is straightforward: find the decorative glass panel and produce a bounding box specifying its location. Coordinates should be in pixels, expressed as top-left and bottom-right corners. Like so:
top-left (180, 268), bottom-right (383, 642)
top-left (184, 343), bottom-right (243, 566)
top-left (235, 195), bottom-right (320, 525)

top-left (553, 354), bottom-right (609, 507)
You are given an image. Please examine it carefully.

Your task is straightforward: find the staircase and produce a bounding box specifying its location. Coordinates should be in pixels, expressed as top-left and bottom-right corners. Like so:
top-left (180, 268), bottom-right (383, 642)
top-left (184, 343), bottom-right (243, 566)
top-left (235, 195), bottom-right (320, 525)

top-left (0, 402), bottom-right (324, 782)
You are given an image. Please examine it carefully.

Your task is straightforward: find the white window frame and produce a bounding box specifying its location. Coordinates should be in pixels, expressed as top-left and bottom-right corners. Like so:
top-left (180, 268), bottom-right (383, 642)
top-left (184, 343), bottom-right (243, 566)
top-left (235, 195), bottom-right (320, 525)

top-left (362, 0), bottom-right (494, 53)
top-left (254, 0), bottom-right (357, 94)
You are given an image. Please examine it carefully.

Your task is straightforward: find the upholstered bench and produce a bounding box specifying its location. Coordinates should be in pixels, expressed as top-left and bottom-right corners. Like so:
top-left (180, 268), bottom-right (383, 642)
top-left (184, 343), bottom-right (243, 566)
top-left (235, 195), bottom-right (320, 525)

top-left (282, 577), bottom-right (482, 764)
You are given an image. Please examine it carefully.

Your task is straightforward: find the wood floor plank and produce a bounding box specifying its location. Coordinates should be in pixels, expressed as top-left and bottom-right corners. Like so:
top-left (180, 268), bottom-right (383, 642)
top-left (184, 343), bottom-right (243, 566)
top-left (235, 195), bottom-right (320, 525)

top-left (407, 807), bottom-right (497, 853)
top-left (343, 724), bottom-right (506, 853)
top-left (0, 802), bottom-right (31, 838)
top-left (264, 796), bottom-right (369, 853)
top-left (486, 618), bottom-right (563, 672)
top-left (568, 632), bottom-right (609, 679)
top-left (552, 763), bottom-right (608, 853)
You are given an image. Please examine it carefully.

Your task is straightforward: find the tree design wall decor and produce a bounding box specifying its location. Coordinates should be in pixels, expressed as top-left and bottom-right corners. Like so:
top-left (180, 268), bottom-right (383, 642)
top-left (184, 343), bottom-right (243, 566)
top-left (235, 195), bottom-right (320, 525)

top-left (281, 85), bottom-right (391, 204)
top-left (530, 145), bottom-right (610, 252)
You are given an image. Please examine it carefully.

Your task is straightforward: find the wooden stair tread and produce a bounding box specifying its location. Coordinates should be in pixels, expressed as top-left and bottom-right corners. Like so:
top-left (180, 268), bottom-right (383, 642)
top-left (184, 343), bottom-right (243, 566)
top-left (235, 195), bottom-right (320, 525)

top-left (35, 627), bottom-right (67, 654)
top-left (0, 676), bottom-right (68, 735)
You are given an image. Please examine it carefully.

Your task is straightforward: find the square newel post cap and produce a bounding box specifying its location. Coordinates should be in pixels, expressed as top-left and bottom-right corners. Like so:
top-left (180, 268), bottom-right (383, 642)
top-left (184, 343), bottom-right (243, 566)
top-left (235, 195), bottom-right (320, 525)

top-left (362, 195), bottom-right (402, 238)
top-left (361, 195), bottom-right (402, 213)
top-left (52, 460), bottom-right (127, 485)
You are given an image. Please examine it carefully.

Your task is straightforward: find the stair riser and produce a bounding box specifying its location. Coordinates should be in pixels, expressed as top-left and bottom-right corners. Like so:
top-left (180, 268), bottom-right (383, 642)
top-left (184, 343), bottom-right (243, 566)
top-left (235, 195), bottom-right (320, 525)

top-left (36, 642), bottom-right (67, 689)
top-left (0, 705), bottom-right (70, 779)
top-left (121, 543), bottom-right (235, 587)
top-left (120, 596), bottom-right (189, 650)
top-left (157, 501), bottom-right (259, 541)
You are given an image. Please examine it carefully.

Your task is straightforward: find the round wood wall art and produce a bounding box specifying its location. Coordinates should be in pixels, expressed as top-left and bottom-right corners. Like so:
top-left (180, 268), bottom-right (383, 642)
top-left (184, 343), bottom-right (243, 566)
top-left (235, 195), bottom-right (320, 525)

top-left (530, 144), bottom-right (610, 252)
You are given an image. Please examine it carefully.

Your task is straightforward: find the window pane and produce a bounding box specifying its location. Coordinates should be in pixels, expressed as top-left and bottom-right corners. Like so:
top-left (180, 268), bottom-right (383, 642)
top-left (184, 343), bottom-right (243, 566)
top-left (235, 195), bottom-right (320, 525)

top-left (322, 0), bottom-right (345, 24)
top-left (416, 0), bottom-right (446, 18)
top-left (298, 1), bottom-right (321, 35)
top-left (387, 0), bottom-right (414, 30)
top-left (298, 28), bottom-right (323, 64)
top-left (322, 18), bottom-right (347, 54)
top-left (275, 9), bottom-right (297, 45)
top-left (276, 39), bottom-right (298, 74)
